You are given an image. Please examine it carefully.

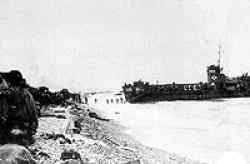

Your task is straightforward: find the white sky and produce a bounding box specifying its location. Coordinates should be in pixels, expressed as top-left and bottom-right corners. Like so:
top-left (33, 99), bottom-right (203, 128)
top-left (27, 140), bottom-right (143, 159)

top-left (0, 0), bottom-right (250, 91)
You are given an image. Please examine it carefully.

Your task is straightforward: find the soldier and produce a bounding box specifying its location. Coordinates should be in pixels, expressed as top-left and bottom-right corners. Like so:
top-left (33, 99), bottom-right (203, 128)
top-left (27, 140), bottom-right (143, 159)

top-left (0, 70), bottom-right (38, 145)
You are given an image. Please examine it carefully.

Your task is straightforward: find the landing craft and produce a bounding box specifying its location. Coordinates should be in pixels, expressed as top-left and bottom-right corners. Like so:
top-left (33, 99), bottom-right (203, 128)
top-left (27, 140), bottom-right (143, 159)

top-left (123, 45), bottom-right (250, 103)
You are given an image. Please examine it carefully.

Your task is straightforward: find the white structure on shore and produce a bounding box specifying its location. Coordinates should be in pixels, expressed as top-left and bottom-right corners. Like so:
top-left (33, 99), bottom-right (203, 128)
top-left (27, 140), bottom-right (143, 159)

top-left (82, 91), bottom-right (126, 106)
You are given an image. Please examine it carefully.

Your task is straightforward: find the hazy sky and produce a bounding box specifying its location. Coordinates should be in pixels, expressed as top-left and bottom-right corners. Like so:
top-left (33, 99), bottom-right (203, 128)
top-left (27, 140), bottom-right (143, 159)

top-left (0, 0), bottom-right (250, 91)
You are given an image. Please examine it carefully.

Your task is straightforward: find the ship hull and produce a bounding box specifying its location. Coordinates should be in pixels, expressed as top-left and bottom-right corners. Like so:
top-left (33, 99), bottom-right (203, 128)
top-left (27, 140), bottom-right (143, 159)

top-left (124, 91), bottom-right (250, 103)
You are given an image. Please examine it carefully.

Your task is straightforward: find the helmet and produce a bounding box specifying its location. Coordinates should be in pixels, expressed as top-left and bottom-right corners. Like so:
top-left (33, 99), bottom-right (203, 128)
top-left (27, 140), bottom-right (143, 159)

top-left (9, 70), bottom-right (25, 86)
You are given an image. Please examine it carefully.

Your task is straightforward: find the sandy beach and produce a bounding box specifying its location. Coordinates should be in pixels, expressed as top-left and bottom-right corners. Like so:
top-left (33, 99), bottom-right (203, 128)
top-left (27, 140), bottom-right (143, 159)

top-left (29, 104), bottom-right (206, 164)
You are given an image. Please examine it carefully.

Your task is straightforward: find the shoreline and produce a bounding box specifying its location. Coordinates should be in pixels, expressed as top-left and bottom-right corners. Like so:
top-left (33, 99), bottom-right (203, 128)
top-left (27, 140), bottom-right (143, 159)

top-left (92, 102), bottom-right (213, 163)
top-left (29, 103), bottom-right (206, 164)
top-left (91, 98), bottom-right (250, 164)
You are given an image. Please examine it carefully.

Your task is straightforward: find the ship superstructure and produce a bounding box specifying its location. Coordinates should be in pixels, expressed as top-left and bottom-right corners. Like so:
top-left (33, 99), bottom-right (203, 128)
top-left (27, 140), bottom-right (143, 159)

top-left (123, 46), bottom-right (250, 103)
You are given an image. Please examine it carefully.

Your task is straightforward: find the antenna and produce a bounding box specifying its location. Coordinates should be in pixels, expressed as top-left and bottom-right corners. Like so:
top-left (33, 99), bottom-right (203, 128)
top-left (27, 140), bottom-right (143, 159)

top-left (217, 43), bottom-right (222, 67)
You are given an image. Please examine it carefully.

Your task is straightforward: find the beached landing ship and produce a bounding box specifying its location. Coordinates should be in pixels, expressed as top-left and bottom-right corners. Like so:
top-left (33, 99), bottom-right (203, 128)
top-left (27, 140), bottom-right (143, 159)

top-left (123, 48), bottom-right (250, 103)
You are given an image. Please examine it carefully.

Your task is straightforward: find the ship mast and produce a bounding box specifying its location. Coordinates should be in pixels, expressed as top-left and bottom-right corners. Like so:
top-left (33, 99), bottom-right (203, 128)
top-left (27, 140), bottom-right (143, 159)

top-left (217, 43), bottom-right (222, 68)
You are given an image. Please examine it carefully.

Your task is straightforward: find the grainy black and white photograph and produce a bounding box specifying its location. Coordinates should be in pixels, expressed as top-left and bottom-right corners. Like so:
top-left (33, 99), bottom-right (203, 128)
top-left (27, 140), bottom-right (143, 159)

top-left (0, 0), bottom-right (249, 164)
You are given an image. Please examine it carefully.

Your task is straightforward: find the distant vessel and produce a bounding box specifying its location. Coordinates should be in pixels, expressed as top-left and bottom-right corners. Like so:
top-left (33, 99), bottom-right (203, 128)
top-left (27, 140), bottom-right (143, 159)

top-left (123, 45), bottom-right (250, 103)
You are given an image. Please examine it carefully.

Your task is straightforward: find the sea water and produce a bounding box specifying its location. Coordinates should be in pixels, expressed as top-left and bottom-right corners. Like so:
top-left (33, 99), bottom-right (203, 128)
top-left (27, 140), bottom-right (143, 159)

top-left (93, 98), bottom-right (250, 164)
